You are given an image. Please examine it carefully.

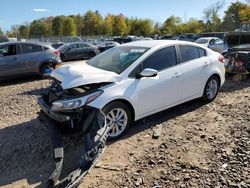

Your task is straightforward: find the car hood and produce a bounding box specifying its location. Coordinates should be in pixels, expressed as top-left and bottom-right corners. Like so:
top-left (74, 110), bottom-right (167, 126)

top-left (51, 62), bottom-right (122, 90)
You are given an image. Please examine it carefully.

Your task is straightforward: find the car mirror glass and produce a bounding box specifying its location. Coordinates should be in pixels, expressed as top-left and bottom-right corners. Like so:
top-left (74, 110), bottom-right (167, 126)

top-left (0, 53), bottom-right (3, 57)
top-left (139, 68), bottom-right (158, 78)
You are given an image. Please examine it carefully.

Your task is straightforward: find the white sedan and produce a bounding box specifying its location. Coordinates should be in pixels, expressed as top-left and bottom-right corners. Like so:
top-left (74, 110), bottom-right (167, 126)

top-left (39, 40), bottom-right (225, 140)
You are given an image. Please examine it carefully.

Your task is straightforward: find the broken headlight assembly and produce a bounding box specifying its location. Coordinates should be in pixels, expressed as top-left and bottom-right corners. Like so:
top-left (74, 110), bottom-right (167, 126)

top-left (51, 90), bottom-right (103, 111)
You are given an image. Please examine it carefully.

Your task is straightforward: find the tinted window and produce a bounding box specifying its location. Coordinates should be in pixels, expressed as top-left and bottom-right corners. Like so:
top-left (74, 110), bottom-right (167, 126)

top-left (0, 45), bottom-right (17, 56)
top-left (79, 43), bottom-right (87, 48)
top-left (142, 46), bottom-right (177, 71)
top-left (71, 44), bottom-right (78, 49)
top-left (21, 44), bottom-right (42, 54)
top-left (179, 45), bottom-right (200, 62)
top-left (198, 48), bottom-right (206, 57)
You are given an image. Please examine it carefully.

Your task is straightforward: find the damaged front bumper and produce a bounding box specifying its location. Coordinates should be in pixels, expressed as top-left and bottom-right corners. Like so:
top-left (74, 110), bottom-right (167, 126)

top-left (38, 96), bottom-right (109, 187)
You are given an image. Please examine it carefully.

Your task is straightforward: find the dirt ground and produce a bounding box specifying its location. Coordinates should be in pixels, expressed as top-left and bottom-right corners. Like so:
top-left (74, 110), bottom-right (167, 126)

top-left (0, 76), bottom-right (249, 188)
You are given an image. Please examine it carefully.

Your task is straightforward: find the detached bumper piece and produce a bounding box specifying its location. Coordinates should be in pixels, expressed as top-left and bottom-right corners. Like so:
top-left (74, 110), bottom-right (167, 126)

top-left (39, 107), bottom-right (109, 188)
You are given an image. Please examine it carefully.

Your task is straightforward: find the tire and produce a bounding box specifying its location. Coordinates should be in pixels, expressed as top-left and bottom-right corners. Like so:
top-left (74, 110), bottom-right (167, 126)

top-left (88, 51), bottom-right (96, 59)
top-left (102, 101), bottom-right (132, 141)
top-left (39, 63), bottom-right (51, 78)
top-left (202, 75), bottom-right (220, 102)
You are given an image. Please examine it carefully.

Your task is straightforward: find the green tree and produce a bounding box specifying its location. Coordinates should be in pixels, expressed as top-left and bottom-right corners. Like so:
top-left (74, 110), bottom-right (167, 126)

top-left (70, 14), bottom-right (84, 36)
top-left (113, 14), bottom-right (128, 36)
top-left (19, 25), bottom-right (29, 38)
top-left (180, 19), bottom-right (205, 34)
top-left (29, 20), bottom-right (49, 36)
top-left (203, 0), bottom-right (225, 32)
top-left (0, 27), bottom-right (3, 35)
top-left (82, 10), bottom-right (103, 35)
top-left (62, 17), bottom-right (77, 36)
top-left (103, 14), bottom-right (114, 36)
top-left (129, 18), bottom-right (154, 36)
top-left (222, 2), bottom-right (249, 31)
top-left (161, 16), bottom-right (182, 35)
top-left (52, 16), bottom-right (65, 35)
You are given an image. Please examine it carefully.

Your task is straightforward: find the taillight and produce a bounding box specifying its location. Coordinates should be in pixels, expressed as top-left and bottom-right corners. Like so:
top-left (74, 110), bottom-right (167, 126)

top-left (53, 50), bottom-right (60, 56)
top-left (218, 55), bottom-right (224, 63)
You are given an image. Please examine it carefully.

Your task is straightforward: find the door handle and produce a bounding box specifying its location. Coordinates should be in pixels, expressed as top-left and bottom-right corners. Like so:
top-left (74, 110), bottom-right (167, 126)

top-left (204, 62), bottom-right (211, 66)
top-left (13, 57), bottom-right (17, 60)
top-left (173, 72), bottom-right (182, 78)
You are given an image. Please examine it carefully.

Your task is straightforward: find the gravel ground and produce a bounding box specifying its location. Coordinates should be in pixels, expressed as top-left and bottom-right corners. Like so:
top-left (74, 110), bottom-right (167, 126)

top-left (0, 77), bottom-right (249, 188)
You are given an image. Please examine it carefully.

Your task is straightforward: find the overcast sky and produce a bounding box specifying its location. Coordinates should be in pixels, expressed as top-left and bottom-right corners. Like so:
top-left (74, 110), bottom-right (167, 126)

top-left (0, 0), bottom-right (246, 31)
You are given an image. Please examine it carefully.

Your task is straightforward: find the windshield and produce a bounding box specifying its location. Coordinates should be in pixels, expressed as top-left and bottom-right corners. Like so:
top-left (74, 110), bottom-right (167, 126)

top-left (87, 46), bottom-right (149, 74)
top-left (195, 38), bottom-right (210, 44)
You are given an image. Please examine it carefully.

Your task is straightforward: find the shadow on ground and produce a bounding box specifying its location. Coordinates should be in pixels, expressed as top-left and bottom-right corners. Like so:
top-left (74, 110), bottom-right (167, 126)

top-left (0, 75), bottom-right (43, 87)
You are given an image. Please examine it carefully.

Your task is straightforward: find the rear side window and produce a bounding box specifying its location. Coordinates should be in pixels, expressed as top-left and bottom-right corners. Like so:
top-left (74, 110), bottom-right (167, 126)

top-left (142, 46), bottom-right (177, 71)
top-left (21, 44), bottom-right (42, 54)
top-left (179, 45), bottom-right (205, 63)
top-left (198, 48), bottom-right (206, 57)
top-left (79, 43), bottom-right (87, 48)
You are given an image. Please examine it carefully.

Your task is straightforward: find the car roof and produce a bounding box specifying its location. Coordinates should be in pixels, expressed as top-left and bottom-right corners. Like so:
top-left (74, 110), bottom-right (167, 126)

top-left (197, 37), bottom-right (220, 40)
top-left (121, 40), bottom-right (197, 48)
top-left (0, 41), bottom-right (53, 48)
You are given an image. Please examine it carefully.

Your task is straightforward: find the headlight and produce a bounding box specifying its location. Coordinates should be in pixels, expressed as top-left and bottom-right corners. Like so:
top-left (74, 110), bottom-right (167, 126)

top-left (51, 90), bottom-right (103, 111)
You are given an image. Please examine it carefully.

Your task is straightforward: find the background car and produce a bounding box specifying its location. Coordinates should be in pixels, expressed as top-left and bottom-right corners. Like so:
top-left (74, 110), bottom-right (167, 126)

top-left (194, 37), bottom-right (227, 53)
top-left (58, 42), bottom-right (100, 62)
top-left (51, 42), bottom-right (65, 49)
top-left (40, 40), bottom-right (225, 140)
top-left (0, 41), bottom-right (61, 79)
top-left (97, 41), bottom-right (120, 52)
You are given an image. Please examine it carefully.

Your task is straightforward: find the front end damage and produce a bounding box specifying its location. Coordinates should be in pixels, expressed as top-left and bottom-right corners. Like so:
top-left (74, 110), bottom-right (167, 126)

top-left (223, 32), bottom-right (250, 80)
top-left (38, 78), bottom-right (109, 187)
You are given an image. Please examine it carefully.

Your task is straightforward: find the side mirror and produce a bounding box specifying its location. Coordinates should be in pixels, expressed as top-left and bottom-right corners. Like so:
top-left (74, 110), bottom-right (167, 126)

top-left (0, 54), bottom-right (3, 57)
top-left (139, 68), bottom-right (158, 78)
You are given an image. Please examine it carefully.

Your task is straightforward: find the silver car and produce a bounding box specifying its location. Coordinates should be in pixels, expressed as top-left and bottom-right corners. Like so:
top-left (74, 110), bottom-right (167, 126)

top-left (0, 42), bottom-right (61, 79)
top-left (194, 37), bottom-right (227, 53)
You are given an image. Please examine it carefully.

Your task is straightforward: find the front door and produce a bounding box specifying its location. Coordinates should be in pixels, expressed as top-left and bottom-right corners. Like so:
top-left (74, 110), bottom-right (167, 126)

top-left (135, 46), bottom-right (183, 117)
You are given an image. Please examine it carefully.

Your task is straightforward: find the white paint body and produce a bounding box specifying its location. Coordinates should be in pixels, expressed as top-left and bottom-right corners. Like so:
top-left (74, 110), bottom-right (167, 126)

top-left (52, 40), bottom-right (225, 121)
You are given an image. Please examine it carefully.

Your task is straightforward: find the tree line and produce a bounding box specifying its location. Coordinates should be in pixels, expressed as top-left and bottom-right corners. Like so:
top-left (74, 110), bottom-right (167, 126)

top-left (2, 1), bottom-right (250, 39)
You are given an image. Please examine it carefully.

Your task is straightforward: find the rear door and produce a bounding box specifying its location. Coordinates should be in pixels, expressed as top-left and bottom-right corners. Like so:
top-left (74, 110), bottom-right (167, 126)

top-left (19, 43), bottom-right (44, 73)
top-left (78, 43), bottom-right (89, 59)
top-left (0, 44), bottom-right (23, 77)
top-left (66, 43), bottom-right (79, 60)
top-left (177, 45), bottom-right (210, 100)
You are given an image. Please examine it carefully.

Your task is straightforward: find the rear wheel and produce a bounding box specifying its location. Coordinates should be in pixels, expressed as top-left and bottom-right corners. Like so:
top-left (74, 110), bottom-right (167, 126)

top-left (40, 63), bottom-right (52, 78)
top-left (102, 102), bottom-right (132, 141)
top-left (202, 76), bottom-right (220, 102)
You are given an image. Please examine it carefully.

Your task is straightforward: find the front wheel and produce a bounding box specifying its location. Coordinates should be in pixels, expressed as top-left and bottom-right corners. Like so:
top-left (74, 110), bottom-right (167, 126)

top-left (202, 76), bottom-right (220, 102)
top-left (102, 102), bottom-right (132, 141)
